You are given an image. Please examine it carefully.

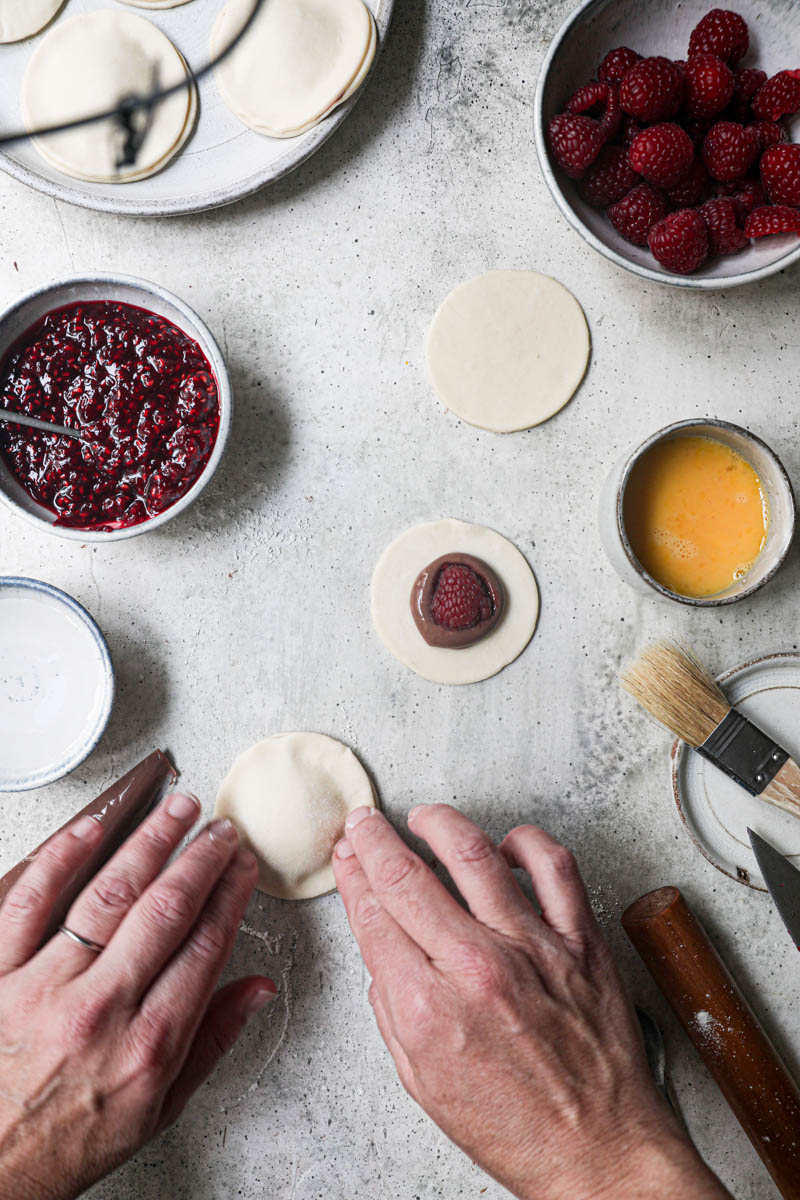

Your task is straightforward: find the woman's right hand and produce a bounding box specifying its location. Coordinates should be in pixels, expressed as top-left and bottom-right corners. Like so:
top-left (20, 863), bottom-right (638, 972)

top-left (0, 792), bottom-right (276, 1200)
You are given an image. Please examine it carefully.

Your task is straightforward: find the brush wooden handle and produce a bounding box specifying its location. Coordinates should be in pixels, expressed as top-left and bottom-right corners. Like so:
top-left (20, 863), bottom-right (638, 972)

top-left (762, 757), bottom-right (800, 821)
top-left (0, 751), bottom-right (176, 943)
top-left (623, 886), bottom-right (800, 1200)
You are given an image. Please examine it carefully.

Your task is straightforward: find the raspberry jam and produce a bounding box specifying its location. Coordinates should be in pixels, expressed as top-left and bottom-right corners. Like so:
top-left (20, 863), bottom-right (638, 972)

top-left (0, 300), bottom-right (220, 531)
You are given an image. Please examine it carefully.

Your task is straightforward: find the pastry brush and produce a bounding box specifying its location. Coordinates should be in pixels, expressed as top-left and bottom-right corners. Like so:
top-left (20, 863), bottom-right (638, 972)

top-left (620, 642), bottom-right (800, 821)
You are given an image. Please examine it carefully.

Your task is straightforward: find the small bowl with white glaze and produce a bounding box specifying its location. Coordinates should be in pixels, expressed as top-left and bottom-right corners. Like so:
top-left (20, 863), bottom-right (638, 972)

top-left (0, 577), bottom-right (115, 791)
top-left (598, 417), bottom-right (796, 606)
top-left (534, 0), bottom-right (800, 288)
top-left (0, 273), bottom-right (231, 542)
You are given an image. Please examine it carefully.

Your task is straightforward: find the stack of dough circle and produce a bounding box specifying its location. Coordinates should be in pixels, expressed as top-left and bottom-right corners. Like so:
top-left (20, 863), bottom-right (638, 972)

top-left (212, 0), bottom-right (377, 138)
top-left (425, 271), bottom-right (591, 433)
top-left (118, 1), bottom-right (195, 8)
top-left (371, 519), bottom-right (539, 685)
top-left (0, 0), bottom-right (64, 43)
top-left (21, 11), bottom-right (196, 184)
top-left (215, 733), bottom-right (377, 900)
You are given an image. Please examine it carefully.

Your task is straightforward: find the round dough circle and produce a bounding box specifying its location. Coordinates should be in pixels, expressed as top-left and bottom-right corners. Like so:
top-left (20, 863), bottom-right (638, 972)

top-left (118, 1), bottom-right (194, 7)
top-left (22, 11), bottom-right (193, 184)
top-left (0, 0), bottom-right (63, 43)
top-left (215, 733), bottom-right (377, 900)
top-left (425, 271), bottom-right (590, 434)
top-left (212, 0), bottom-right (373, 138)
top-left (371, 520), bottom-right (539, 685)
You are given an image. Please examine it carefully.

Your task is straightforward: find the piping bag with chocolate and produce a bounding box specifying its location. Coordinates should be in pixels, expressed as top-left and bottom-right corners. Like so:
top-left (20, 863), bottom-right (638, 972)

top-left (0, 750), bottom-right (176, 944)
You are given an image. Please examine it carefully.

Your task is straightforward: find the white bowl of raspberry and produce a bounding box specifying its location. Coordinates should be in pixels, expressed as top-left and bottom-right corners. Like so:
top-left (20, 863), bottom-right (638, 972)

top-left (535, 0), bottom-right (800, 286)
top-left (0, 274), bottom-right (232, 540)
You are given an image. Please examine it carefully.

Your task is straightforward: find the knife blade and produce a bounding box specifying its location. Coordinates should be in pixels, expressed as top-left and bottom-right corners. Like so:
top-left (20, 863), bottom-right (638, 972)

top-left (747, 828), bottom-right (800, 951)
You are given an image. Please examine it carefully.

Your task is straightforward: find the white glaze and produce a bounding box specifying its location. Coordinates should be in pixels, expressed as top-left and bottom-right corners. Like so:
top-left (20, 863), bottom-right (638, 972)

top-left (0, 583), bottom-right (114, 790)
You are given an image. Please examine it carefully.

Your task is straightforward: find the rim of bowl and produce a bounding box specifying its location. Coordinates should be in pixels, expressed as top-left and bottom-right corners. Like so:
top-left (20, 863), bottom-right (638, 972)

top-left (0, 273), bottom-right (232, 542)
top-left (532, 0), bottom-right (800, 290)
top-left (0, 575), bottom-right (115, 791)
top-left (615, 417), bottom-right (796, 607)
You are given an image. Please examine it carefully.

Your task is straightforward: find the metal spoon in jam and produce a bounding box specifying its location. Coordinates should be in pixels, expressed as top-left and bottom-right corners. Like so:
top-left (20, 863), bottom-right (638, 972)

top-left (411, 554), bottom-right (504, 648)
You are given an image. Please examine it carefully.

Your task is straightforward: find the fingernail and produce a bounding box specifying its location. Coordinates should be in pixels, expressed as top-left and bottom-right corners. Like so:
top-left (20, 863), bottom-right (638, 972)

top-left (346, 806), bottom-right (376, 831)
top-left (208, 818), bottom-right (238, 844)
top-left (71, 814), bottom-right (103, 841)
top-left (236, 847), bottom-right (258, 872)
top-left (166, 792), bottom-right (200, 820)
top-left (244, 984), bottom-right (277, 1015)
top-left (408, 805), bottom-right (427, 823)
top-left (335, 838), bottom-right (355, 859)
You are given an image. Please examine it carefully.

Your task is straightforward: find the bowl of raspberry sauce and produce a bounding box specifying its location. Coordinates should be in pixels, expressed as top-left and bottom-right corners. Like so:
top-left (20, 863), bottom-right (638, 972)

top-left (534, 0), bottom-right (800, 288)
top-left (0, 275), bottom-right (231, 540)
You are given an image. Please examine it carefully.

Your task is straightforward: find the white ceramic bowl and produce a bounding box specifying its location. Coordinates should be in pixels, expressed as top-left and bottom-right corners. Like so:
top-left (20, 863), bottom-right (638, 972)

top-left (534, 0), bottom-right (800, 288)
top-left (598, 418), bottom-right (796, 605)
top-left (0, 576), bottom-right (115, 791)
top-left (0, 274), bottom-right (231, 541)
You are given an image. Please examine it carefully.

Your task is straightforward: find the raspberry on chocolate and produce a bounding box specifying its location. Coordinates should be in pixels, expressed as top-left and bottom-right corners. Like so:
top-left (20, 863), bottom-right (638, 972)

top-left (760, 143), bottom-right (800, 207)
top-left (547, 113), bottom-right (605, 179)
top-left (699, 197), bottom-right (748, 255)
top-left (684, 54), bottom-right (734, 119)
top-left (579, 145), bottom-right (638, 207)
top-left (619, 56), bottom-right (685, 122)
top-left (702, 120), bottom-right (758, 182)
top-left (629, 123), bottom-right (694, 188)
top-left (688, 9), bottom-right (749, 65)
top-left (598, 46), bottom-right (641, 84)
top-left (648, 209), bottom-right (710, 273)
top-left (411, 554), bottom-right (505, 649)
top-left (744, 205), bottom-right (800, 238)
top-left (608, 183), bottom-right (667, 246)
top-left (752, 71), bottom-right (800, 122)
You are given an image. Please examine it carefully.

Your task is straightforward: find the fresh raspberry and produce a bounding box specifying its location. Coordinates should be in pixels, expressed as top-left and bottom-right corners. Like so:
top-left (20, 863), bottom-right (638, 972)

top-left (431, 564), bottom-right (493, 630)
top-left (547, 114), bottom-right (605, 178)
top-left (688, 9), bottom-right (749, 65)
top-left (578, 145), bottom-right (638, 206)
top-left (619, 57), bottom-right (685, 122)
top-left (629, 123), bottom-right (694, 188)
top-left (728, 66), bottom-right (767, 119)
top-left (743, 205), bottom-right (800, 238)
top-left (748, 120), bottom-right (788, 152)
top-left (702, 120), bottom-right (758, 181)
top-left (752, 71), bottom-right (800, 122)
top-left (684, 55), bottom-right (734, 118)
top-left (684, 116), bottom-right (714, 147)
top-left (598, 46), bottom-right (641, 84)
top-left (668, 157), bottom-right (712, 207)
top-left (725, 178), bottom-right (767, 220)
top-left (620, 115), bottom-right (644, 148)
top-left (565, 80), bottom-right (622, 140)
top-left (608, 183), bottom-right (667, 245)
top-left (699, 197), bottom-right (748, 254)
top-left (648, 209), bottom-right (710, 273)
top-left (760, 143), bottom-right (800, 206)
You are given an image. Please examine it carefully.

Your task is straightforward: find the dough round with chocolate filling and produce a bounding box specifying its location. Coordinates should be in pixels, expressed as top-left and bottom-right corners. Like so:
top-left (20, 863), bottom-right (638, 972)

top-left (215, 733), bottom-right (377, 900)
top-left (0, 0), bottom-right (64, 43)
top-left (411, 553), bottom-right (504, 648)
top-left (372, 519), bottom-right (538, 685)
top-left (425, 271), bottom-right (590, 433)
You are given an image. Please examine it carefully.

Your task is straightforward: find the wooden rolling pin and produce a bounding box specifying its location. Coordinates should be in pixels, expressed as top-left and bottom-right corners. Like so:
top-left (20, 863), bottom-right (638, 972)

top-left (0, 750), bottom-right (176, 943)
top-left (623, 886), bottom-right (800, 1200)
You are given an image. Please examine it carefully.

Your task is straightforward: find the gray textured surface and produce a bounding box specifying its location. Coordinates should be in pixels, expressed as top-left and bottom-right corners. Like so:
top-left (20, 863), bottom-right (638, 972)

top-left (1, 1), bottom-right (799, 1197)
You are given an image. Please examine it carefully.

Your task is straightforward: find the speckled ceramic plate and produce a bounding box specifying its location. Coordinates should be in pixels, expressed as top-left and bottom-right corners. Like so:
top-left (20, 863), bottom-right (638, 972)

top-left (0, 0), bottom-right (392, 216)
top-left (672, 654), bottom-right (800, 891)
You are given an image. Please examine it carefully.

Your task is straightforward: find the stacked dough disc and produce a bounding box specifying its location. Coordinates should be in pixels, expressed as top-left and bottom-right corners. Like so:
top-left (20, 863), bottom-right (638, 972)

top-left (21, 10), bottom-right (196, 184)
top-left (0, 0), bottom-right (64, 43)
top-left (212, 0), bottom-right (377, 138)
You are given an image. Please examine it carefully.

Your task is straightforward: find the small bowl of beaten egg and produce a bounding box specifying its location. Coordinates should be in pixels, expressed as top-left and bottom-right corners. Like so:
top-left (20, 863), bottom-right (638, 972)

top-left (599, 418), bottom-right (796, 606)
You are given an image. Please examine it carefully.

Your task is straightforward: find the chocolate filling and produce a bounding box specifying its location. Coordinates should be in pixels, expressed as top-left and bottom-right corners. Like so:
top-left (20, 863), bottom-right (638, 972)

top-left (411, 553), bottom-right (504, 649)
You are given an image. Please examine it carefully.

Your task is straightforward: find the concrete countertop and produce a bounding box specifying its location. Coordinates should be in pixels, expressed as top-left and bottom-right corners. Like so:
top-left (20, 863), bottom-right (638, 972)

top-left (1, 1), bottom-right (798, 1196)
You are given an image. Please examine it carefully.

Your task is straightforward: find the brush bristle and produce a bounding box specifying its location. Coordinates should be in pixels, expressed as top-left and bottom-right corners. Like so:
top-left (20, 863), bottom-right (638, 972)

top-left (619, 642), bottom-right (730, 748)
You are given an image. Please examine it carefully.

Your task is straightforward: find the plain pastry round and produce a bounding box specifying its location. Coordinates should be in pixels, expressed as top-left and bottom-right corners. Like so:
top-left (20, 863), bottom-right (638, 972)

top-left (215, 733), bottom-right (377, 899)
top-left (22, 11), bottom-right (193, 184)
top-left (117, 1), bottom-right (194, 7)
top-left (0, 0), bottom-right (63, 42)
top-left (371, 519), bottom-right (539, 685)
top-left (212, 0), bottom-right (374, 138)
top-left (425, 270), bottom-right (590, 433)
